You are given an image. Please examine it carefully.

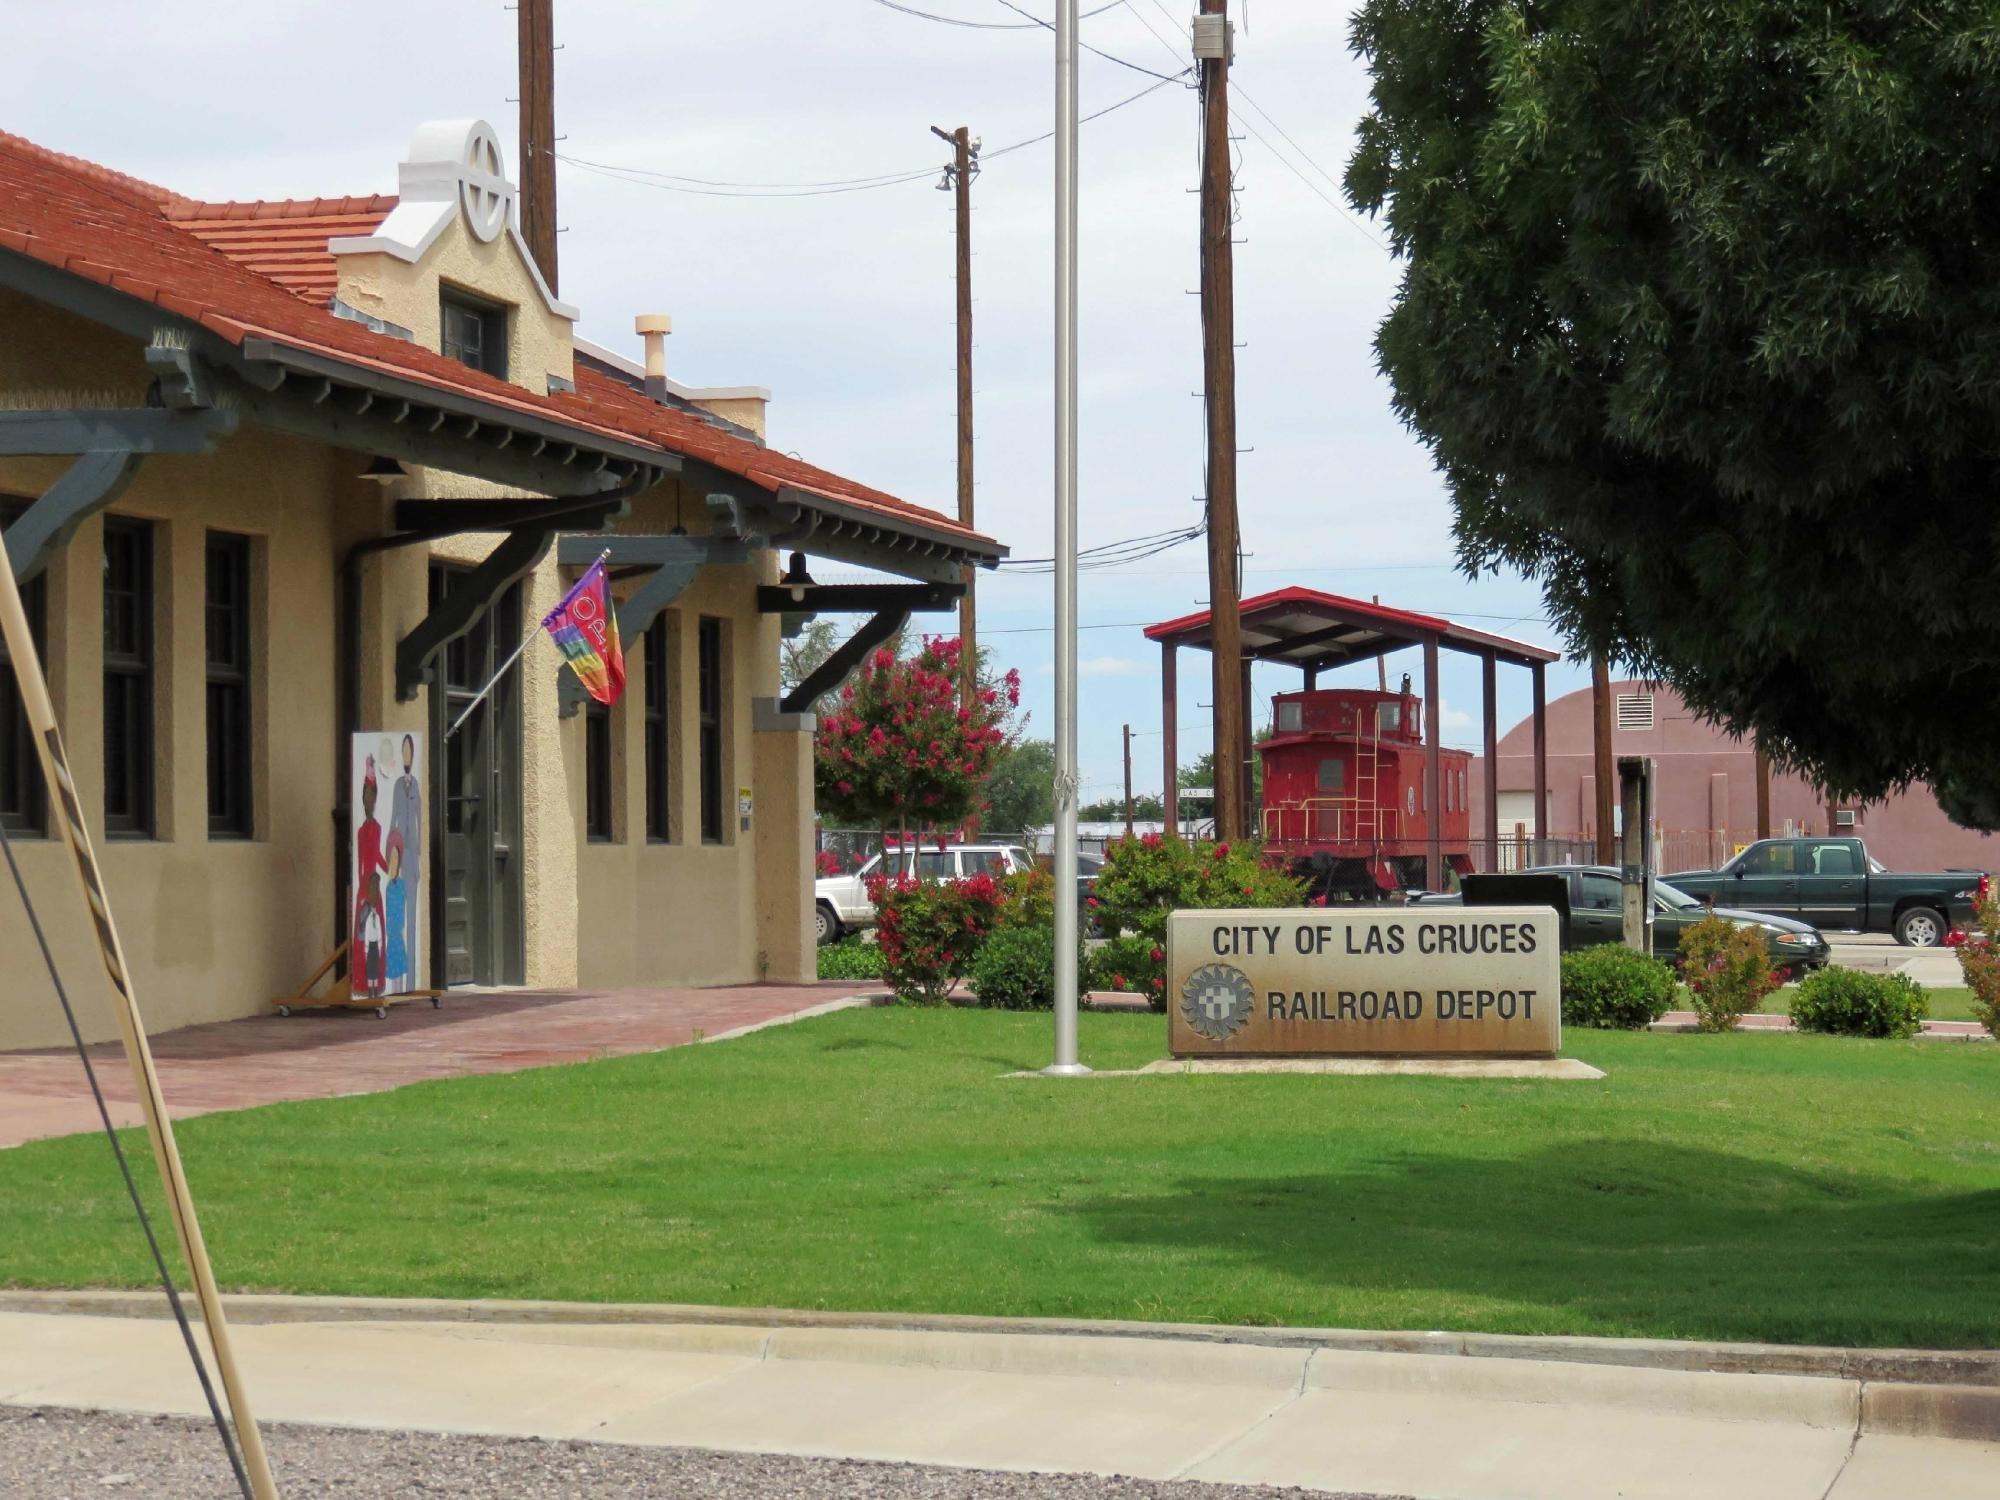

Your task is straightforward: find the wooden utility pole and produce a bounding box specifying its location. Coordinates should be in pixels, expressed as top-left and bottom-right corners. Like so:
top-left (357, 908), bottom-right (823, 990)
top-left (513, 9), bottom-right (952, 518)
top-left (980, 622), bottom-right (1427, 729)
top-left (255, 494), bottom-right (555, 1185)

top-left (518, 0), bottom-right (558, 290)
top-left (931, 124), bottom-right (978, 708)
top-left (1122, 723), bottom-right (1135, 835)
top-left (1592, 656), bottom-right (1615, 862)
top-left (1197, 0), bottom-right (1244, 841)
top-left (1754, 742), bottom-right (1772, 840)
top-left (0, 558), bottom-right (278, 1497)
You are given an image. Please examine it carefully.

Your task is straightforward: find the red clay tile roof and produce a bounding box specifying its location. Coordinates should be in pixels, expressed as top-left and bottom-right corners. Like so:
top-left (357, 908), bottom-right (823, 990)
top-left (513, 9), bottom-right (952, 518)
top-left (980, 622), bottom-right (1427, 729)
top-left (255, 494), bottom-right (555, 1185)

top-left (166, 196), bottom-right (397, 303)
top-left (0, 130), bottom-right (996, 553)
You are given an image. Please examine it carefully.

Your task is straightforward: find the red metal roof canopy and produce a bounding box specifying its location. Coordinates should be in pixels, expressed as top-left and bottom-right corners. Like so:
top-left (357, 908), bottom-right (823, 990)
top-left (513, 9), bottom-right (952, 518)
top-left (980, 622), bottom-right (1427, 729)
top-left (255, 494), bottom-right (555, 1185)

top-left (1144, 586), bottom-right (1559, 672)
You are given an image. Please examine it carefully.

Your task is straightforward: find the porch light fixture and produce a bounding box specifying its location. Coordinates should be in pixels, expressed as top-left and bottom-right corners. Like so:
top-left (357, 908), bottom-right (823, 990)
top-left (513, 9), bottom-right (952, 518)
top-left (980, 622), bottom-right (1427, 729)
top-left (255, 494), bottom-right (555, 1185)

top-left (360, 456), bottom-right (408, 484)
top-left (782, 551), bottom-right (815, 603)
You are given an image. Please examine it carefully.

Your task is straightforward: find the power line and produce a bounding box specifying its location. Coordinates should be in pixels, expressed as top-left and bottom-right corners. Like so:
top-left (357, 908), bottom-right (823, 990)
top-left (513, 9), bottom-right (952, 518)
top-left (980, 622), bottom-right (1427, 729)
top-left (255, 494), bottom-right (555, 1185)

top-left (865, 0), bottom-right (1125, 27)
top-left (558, 74), bottom-right (1185, 199)
top-left (991, 0), bottom-right (1193, 83)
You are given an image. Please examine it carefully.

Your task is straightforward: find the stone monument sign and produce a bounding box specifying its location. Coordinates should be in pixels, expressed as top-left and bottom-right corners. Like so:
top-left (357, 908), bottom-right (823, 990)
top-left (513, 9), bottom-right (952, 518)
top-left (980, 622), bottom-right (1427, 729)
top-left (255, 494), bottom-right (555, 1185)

top-left (1167, 905), bottom-right (1561, 1057)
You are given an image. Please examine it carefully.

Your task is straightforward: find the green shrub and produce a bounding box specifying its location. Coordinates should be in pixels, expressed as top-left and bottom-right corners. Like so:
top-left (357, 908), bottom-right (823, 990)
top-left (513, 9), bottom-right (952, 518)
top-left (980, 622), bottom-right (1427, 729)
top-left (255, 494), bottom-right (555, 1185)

top-left (994, 866), bottom-right (1056, 931)
top-left (1788, 968), bottom-right (1929, 1039)
top-left (970, 924), bottom-right (1065, 1011)
top-left (816, 937), bottom-right (886, 982)
top-left (1087, 933), bottom-right (1169, 1010)
top-left (1560, 945), bottom-right (1676, 1029)
top-left (1086, 834), bottom-right (1301, 1009)
top-left (1677, 914), bottom-right (1779, 1032)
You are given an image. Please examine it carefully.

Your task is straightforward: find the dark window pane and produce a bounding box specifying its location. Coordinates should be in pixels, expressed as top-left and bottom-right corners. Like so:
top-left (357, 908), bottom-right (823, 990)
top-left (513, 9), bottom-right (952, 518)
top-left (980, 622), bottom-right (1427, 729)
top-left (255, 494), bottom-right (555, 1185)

top-left (585, 700), bottom-right (612, 842)
top-left (440, 289), bottom-right (508, 380)
top-left (205, 532), bottom-right (252, 837)
top-left (644, 614), bottom-right (669, 842)
top-left (101, 518), bottom-right (153, 837)
top-left (698, 617), bottom-right (723, 844)
top-left (0, 500), bottom-right (47, 836)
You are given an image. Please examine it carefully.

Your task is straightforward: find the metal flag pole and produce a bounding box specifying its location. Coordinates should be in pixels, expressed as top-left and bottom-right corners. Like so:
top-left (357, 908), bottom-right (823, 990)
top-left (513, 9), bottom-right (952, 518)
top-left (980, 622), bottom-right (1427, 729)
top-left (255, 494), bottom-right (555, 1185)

top-left (444, 548), bottom-right (608, 741)
top-left (1045, 0), bottom-right (1089, 1077)
top-left (0, 553), bottom-right (279, 1499)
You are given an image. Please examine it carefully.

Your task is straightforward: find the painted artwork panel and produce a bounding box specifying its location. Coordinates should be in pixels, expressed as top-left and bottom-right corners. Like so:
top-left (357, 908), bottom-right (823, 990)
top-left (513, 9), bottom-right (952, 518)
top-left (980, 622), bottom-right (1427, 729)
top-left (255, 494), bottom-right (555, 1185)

top-left (351, 731), bottom-right (425, 998)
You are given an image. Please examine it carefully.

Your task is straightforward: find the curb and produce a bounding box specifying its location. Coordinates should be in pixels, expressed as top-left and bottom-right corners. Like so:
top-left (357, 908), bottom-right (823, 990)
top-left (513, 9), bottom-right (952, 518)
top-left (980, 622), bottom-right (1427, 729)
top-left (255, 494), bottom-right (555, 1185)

top-left (7, 1289), bottom-right (1997, 1441)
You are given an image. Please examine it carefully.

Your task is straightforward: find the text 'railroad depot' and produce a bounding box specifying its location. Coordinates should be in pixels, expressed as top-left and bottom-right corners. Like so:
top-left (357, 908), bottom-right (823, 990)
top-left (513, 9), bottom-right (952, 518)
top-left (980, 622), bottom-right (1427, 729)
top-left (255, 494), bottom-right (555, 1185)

top-left (1166, 906), bottom-right (1562, 1057)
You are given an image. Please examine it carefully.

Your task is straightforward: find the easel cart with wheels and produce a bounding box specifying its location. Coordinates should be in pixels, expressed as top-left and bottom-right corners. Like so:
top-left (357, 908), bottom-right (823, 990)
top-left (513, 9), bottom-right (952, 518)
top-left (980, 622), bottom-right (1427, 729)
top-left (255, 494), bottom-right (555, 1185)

top-left (272, 944), bottom-right (440, 1020)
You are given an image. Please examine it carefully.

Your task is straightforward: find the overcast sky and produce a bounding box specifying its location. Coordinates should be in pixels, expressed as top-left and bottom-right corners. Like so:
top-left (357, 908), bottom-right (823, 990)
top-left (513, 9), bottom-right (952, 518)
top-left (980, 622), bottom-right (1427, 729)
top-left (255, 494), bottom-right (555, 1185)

top-left (14, 0), bottom-right (1584, 808)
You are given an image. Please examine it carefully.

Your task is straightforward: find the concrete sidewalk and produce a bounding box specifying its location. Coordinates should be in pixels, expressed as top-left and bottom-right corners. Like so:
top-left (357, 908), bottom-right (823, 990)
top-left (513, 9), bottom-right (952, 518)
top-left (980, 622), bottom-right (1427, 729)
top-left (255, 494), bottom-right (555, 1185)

top-left (3, 1300), bottom-right (1995, 1500)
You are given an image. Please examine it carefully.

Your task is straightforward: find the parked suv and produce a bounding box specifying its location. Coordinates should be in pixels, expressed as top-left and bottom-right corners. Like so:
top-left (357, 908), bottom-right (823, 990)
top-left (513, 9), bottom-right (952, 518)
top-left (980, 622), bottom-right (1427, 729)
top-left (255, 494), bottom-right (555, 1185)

top-left (814, 843), bottom-right (1034, 945)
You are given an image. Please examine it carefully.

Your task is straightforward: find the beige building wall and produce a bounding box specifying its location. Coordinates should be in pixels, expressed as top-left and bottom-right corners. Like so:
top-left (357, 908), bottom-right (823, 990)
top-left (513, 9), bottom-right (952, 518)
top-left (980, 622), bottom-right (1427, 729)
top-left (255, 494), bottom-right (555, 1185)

top-left (0, 293), bottom-right (361, 1050)
top-left (0, 171), bottom-right (822, 1051)
top-left (571, 482), bottom-right (815, 990)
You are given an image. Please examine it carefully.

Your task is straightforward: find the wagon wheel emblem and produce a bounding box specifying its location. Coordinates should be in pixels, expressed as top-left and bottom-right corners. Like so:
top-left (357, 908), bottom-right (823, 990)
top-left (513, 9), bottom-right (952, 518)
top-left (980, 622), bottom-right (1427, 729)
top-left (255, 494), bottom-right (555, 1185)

top-left (459, 122), bottom-right (511, 244)
top-left (1181, 962), bottom-right (1255, 1041)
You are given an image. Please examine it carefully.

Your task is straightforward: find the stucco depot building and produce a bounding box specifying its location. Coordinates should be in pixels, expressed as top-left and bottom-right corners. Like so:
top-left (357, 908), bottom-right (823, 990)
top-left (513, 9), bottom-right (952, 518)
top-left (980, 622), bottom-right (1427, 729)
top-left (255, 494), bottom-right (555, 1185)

top-left (0, 121), bottom-right (1000, 1051)
top-left (1469, 678), bottom-right (1998, 874)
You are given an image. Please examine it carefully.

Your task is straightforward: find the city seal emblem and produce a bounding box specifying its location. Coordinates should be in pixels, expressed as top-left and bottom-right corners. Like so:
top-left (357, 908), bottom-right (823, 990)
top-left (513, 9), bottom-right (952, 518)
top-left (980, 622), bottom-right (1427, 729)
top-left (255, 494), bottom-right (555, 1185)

top-left (1180, 962), bottom-right (1256, 1042)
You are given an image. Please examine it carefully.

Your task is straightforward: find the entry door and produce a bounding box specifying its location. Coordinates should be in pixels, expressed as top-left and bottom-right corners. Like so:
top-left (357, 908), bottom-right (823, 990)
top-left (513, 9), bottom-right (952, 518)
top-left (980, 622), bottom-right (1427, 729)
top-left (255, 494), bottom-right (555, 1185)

top-left (1792, 840), bottom-right (1865, 929)
top-left (430, 566), bottom-right (525, 987)
top-left (1731, 840), bottom-right (1801, 919)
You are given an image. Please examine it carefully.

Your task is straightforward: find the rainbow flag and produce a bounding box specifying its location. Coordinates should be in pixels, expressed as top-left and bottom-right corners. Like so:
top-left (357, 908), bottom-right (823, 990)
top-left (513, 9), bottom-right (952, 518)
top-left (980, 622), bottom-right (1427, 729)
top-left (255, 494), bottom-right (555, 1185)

top-left (543, 554), bottom-right (625, 706)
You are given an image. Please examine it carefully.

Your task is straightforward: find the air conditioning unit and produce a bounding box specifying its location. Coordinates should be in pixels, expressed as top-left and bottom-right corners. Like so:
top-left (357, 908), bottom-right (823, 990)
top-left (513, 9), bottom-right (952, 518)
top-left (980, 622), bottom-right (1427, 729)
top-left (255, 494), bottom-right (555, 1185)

top-left (1191, 13), bottom-right (1232, 61)
top-left (1834, 808), bottom-right (1857, 828)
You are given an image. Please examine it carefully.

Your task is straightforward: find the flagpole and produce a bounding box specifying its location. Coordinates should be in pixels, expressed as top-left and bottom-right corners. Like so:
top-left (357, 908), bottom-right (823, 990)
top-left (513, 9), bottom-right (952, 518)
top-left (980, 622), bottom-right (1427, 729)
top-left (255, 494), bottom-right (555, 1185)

top-left (0, 551), bottom-right (279, 1499)
top-left (445, 548), bottom-right (609, 741)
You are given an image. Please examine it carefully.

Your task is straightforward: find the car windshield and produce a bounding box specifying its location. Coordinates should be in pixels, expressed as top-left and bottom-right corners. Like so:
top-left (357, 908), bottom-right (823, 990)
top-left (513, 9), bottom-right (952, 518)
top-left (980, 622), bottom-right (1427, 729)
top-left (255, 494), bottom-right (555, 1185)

top-left (1653, 880), bottom-right (1703, 911)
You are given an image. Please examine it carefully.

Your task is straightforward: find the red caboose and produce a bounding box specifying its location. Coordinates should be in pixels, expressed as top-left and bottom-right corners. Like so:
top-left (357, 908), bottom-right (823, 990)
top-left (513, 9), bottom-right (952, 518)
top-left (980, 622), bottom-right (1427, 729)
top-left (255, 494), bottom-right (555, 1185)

top-left (1259, 682), bottom-right (1474, 897)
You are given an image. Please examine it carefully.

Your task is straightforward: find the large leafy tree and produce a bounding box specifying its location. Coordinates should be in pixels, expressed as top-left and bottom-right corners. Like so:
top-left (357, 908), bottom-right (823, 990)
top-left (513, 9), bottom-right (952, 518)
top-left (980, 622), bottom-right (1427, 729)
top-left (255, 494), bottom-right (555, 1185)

top-left (1347, 1), bottom-right (2000, 824)
top-left (984, 738), bottom-right (1057, 833)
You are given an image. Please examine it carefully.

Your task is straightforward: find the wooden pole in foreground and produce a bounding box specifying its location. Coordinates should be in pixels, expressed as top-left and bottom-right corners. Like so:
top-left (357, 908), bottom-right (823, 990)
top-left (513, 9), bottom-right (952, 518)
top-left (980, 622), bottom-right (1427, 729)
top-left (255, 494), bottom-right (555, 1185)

top-left (0, 554), bottom-right (278, 1499)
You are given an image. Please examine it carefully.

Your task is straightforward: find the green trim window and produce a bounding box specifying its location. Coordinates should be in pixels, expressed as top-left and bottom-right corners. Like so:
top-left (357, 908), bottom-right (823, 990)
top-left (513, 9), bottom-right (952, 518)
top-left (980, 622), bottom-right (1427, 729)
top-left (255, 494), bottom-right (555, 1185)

top-left (644, 614), bottom-right (670, 843)
top-left (0, 500), bottom-right (46, 837)
top-left (697, 616), bottom-right (724, 844)
top-left (204, 532), bottom-right (252, 838)
top-left (440, 287), bottom-right (508, 380)
top-left (101, 516), bottom-right (154, 838)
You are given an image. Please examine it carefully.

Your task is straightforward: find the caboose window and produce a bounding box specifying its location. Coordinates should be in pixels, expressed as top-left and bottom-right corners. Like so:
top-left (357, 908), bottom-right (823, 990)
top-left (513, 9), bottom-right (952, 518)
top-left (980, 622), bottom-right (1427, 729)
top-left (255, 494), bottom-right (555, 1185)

top-left (1277, 700), bottom-right (1302, 733)
top-left (1377, 702), bottom-right (1402, 735)
top-left (1317, 756), bottom-right (1344, 793)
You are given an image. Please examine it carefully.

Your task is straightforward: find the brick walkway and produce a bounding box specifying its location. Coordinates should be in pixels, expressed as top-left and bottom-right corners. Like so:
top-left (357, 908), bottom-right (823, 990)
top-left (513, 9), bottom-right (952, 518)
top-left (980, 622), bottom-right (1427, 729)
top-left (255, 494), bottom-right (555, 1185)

top-left (0, 981), bottom-right (877, 1150)
top-left (1654, 1011), bottom-right (1989, 1037)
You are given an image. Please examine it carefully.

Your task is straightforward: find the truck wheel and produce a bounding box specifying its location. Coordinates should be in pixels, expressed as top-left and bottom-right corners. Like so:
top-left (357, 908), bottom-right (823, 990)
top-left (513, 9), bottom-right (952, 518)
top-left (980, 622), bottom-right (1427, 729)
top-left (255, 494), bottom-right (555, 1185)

top-left (815, 903), bottom-right (841, 947)
top-left (1895, 906), bottom-right (1946, 947)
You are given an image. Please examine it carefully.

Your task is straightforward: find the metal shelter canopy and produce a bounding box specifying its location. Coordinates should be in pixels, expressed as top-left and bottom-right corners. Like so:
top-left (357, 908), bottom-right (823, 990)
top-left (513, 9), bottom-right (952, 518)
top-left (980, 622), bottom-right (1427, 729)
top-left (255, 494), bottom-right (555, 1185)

top-left (1143, 586), bottom-right (1560, 673)
top-left (1144, 586), bottom-right (1560, 891)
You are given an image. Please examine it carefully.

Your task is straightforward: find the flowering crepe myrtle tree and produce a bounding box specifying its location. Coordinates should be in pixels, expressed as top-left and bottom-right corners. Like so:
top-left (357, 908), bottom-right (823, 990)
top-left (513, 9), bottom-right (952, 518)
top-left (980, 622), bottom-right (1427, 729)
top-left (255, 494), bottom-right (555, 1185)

top-left (814, 636), bottom-right (1022, 838)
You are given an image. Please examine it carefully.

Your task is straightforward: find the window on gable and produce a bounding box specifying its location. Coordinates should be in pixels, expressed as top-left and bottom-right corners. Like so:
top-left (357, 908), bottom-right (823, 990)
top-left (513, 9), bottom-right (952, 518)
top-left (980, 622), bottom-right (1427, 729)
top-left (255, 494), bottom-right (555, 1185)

top-left (440, 288), bottom-right (508, 380)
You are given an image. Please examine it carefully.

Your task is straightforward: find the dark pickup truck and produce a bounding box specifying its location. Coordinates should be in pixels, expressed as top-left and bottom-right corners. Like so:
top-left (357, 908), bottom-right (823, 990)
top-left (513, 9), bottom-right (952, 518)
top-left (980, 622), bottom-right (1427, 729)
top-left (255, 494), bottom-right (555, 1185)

top-left (1665, 837), bottom-right (1988, 948)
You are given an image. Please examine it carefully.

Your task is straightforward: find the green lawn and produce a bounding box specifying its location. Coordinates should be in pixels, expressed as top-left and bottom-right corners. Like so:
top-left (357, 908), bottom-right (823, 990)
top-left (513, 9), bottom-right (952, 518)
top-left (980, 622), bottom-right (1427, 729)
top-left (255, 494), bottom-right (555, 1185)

top-left (2, 1011), bottom-right (1995, 1349)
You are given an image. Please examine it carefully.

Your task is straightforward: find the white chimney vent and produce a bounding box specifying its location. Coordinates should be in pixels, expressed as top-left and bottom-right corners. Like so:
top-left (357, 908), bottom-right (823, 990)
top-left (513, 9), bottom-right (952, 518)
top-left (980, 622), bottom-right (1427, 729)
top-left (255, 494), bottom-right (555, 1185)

top-left (635, 313), bottom-right (672, 382)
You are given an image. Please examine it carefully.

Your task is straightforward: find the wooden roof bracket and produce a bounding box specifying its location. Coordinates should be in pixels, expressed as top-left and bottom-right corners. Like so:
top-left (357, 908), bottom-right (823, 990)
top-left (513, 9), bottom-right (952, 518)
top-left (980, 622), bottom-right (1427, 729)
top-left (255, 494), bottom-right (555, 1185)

top-left (549, 528), bottom-right (754, 718)
top-left (0, 401), bottom-right (237, 583)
